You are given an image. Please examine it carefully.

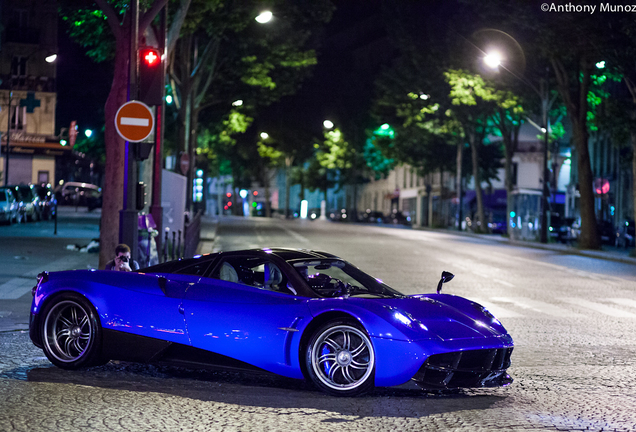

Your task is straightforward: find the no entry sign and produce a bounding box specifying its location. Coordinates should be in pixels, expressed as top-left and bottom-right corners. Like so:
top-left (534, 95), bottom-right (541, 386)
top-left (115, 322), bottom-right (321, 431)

top-left (114, 101), bottom-right (155, 142)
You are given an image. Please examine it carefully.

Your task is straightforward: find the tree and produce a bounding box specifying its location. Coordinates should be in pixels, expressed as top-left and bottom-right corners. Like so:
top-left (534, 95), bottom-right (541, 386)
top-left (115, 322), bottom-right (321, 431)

top-left (60, 0), bottom-right (193, 267)
top-left (168, 0), bottom-right (333, 209)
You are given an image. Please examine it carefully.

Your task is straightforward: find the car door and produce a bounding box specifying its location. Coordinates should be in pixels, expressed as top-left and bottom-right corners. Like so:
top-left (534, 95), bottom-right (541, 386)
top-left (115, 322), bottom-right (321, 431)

top-left (182, 255), bottom-right (311, 379)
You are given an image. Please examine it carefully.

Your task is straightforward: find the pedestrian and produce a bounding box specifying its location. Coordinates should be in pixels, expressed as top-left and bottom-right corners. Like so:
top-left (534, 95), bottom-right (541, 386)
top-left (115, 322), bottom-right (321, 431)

top-left (105, 243), bottom-right (140, 271)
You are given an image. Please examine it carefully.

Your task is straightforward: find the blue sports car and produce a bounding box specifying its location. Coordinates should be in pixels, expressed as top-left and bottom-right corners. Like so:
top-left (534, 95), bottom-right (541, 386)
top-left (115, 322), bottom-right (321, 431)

top-left (29, 248), bottom-right (513, 396)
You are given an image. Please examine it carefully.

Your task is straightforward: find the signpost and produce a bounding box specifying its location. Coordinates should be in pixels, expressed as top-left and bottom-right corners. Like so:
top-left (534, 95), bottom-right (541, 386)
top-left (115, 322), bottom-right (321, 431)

top-left (114, 100), bottom-right (155, 142)
top-left (115, 99), bottom-right (154, 262)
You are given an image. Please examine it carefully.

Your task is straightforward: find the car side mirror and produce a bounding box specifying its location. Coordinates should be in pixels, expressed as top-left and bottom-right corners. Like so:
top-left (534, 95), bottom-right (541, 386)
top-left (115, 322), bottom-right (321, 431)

top-left (436, 271), bottom-right (455, 294)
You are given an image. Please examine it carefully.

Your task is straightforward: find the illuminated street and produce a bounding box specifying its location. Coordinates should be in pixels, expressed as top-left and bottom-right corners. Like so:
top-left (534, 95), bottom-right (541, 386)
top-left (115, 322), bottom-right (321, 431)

top-left (1, 216), bottom-right (636, 431)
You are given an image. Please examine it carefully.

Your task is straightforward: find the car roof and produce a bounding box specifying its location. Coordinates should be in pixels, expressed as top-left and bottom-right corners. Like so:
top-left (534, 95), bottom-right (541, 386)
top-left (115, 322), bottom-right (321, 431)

top-left (219, 248), bottom-right (340, 261)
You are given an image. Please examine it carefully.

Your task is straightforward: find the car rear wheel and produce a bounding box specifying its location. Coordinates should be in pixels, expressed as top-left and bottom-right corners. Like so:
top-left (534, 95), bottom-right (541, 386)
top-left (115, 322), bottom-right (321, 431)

top-left (305, 320), bottom-right (375, 396)
top-left (40, 294), bottom-right (104, 369)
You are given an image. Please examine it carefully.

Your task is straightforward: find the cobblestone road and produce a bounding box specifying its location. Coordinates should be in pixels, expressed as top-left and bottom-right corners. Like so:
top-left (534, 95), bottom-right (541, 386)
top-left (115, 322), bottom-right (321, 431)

top-left (2, 217), bottom-right (636, 431)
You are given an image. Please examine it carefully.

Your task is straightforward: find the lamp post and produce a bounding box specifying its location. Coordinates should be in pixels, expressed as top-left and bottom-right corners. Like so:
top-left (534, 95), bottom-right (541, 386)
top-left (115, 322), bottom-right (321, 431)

top-left (484, 51), bottom-right (552, 244)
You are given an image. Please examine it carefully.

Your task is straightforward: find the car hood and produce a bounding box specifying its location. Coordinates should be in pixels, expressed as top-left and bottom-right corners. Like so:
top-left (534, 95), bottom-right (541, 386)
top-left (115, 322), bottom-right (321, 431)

top-left (345, 294), bottom-right (510, 342)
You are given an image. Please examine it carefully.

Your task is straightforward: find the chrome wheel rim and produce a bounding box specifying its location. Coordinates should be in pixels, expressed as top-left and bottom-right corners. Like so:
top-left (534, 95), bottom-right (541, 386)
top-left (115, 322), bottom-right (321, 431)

top-left (311, 325), bottom-right (374, 391)
top-left (44, 300), bottom-right (92, 363)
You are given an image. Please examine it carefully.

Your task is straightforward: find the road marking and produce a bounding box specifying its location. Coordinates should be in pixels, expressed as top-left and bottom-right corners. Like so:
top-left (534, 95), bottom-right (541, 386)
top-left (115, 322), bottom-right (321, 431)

top-left (559, 297), bottom-right (636, 318)
top-left (491, 296), bottom-right (584, 318)
top-left (0, 277), bottom-right (34, 300)
top-left (493, 279), bottom-right (515, 287)
top-left (607, 298), bottom-right (636, 309)
top-left (470, 298), bottom-right (523, 318)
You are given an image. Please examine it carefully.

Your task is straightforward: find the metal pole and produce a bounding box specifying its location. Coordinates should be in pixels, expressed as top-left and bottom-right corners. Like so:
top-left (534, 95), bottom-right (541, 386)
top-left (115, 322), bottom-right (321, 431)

top-left (540, 78), bottom-right (549, 244)
top-left (150, 4), bottom-right (167, 254)
top-left (4, 91), bottom-right (11, 186)
top-left (119, 0), bottom-right (140, 258)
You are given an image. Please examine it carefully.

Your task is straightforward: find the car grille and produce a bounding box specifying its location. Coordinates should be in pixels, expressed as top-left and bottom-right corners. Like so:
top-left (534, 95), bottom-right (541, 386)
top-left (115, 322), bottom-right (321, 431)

top-left (413, 347), bottom-right (513, 389)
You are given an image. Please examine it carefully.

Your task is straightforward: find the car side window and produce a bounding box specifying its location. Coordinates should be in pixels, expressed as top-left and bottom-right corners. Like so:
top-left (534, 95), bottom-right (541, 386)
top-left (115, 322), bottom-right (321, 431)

top-left (211, 256), bottom-right (295, 295)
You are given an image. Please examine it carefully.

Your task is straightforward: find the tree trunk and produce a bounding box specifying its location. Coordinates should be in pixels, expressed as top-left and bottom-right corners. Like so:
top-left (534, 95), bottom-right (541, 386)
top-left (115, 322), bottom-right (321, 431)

top-left (98, 35), bottom-right (130, 269)
top-left (468, 129), bottom-right (487, 233)
top-left (571, 117), bottom-right (600, 249)
top-left (552, 58), bottom-right (600, 249)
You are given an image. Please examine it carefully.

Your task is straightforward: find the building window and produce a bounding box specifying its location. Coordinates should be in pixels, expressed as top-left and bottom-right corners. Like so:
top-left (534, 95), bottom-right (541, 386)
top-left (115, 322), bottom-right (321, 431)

top-left (11, 56), bottom-right (28, 77)
top-left (38, 171), bottom-right (49, 184)
top-left (10, 106), bottom-right (26, 130)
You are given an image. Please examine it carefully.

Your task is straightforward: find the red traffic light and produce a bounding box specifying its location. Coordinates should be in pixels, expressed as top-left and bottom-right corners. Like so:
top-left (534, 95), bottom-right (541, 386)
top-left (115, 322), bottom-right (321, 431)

top-left (143, 49), bottom-right (159, 66)
top-left (138, 47), bottom-right (163, 106)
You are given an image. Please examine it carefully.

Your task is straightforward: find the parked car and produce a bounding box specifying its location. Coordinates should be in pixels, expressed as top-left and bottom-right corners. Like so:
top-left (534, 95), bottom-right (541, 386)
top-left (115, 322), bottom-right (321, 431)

top-left (33, 184), bottom-right (57, 220)
top-left (598, 220), bottom-right (615, 245)
top-left (615, 219), bottom-right (635, 249)
top-left (0, 187), bottom-right (21, 225)
top-left (55, 182), bottom-right (102, 207)
top-left (308, 208), bottom-right (321, 220)
top-left (329, 208), bottom-right (350, 222)
top-left (30, 248), bottom-right (514, 396)
top-left (384, 209), bottom-right (412, 226)
top-left (9, 184), bottom-right (41, 221)
top-left (360, 209), bottom-right (384, 224)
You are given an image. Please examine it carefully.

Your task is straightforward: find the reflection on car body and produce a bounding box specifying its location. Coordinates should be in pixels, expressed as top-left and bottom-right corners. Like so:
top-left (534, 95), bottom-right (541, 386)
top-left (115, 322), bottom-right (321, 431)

top-left (30, 248), bottom-right (514, 397)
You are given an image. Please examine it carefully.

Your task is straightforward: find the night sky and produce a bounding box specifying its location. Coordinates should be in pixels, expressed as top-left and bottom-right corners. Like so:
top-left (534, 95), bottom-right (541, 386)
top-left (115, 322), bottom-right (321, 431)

top-left (54, 1), bottom-right (388, 140)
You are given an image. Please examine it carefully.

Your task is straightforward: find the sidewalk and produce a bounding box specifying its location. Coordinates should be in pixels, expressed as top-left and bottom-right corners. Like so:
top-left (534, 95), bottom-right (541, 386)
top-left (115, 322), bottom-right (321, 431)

top-left (412, 225), bottom-right (636, 265)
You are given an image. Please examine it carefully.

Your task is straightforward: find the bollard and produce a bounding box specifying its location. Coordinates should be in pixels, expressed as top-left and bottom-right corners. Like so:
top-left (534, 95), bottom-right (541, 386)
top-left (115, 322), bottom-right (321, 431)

top-left (177, 230), bottom-right (182, 259)
top-left (171, 231), bottom-right (176, 261)
top-left (163, 229), bottom-right (169, 263)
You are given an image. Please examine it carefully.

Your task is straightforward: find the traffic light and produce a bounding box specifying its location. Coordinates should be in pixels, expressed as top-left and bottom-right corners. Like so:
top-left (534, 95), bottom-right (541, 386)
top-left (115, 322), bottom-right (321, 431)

top-left (138, 47), bottom-right (163, 106)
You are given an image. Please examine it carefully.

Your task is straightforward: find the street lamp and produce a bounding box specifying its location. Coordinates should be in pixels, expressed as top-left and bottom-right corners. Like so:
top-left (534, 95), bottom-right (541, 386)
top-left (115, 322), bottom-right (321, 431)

top-left (323, 119), bottom-right (334, 129)
top-left (255, 11), bottom-right (273, 24)
top-left (484, 49), bottom-right (552, 244)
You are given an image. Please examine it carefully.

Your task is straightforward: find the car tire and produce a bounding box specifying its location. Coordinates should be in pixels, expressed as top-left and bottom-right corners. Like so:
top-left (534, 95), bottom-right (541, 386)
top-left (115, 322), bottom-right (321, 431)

top-left (305, 319), bottom-right (375, 396)
top-left (40, 293), bottom-right (104, 369)
top-left (15, 212), bottom-right (23, 224)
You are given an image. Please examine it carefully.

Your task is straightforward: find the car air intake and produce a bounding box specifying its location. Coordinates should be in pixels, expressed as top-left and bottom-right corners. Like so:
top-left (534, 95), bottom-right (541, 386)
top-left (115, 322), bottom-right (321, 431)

top-left (413, 347), bottom-right (513, 389)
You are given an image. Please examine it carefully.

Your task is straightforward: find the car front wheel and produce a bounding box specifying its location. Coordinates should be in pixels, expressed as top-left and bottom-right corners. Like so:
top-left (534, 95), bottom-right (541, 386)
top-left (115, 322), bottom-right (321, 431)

top-left (40, 294), bottom-right (104, 369)
top-left (305, 320), bottom-right (375, 396)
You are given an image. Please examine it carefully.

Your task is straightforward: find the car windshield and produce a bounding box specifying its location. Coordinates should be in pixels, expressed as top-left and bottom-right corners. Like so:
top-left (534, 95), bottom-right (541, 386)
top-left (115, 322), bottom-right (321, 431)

top-left (290, 259), bottom-right (403, 299)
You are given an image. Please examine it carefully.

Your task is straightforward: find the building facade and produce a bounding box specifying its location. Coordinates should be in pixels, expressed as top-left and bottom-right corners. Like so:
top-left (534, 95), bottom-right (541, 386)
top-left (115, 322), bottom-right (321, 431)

top-left (0, 0), bottom-right (67, 186)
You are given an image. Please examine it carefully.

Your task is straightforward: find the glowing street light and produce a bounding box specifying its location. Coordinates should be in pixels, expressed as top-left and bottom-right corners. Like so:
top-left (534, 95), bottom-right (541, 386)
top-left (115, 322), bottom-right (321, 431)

top-left (260, 132), bottom-right (269, 140)
top-left (323, 120), bottom-right (334, 129)
top-left (45, 54), bottom-right (57, 63)
top-left (84, 129), bottom-right (93, 138)
top-left (255, 11), bottom-right (273, 24)
top-left (232, 99), bottom-right (243, 107)
top-left (483, 51), bottom-right (502, 69)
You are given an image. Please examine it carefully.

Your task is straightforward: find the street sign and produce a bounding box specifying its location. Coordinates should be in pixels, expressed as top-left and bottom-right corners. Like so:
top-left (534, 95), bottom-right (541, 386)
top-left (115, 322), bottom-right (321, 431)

top-left (114, 101), bottom-right (155, 142)
top-left (179, 152), bottom-right (190, 175)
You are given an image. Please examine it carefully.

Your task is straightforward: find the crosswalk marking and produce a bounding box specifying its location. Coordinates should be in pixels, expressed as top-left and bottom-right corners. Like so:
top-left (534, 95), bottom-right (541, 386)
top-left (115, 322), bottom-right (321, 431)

top-left (491, 296), bottom-right (585, 318)
top-left (607, 298), bottom-right (636, 309)
top-left (559, 297), bottom-right (636, 318)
